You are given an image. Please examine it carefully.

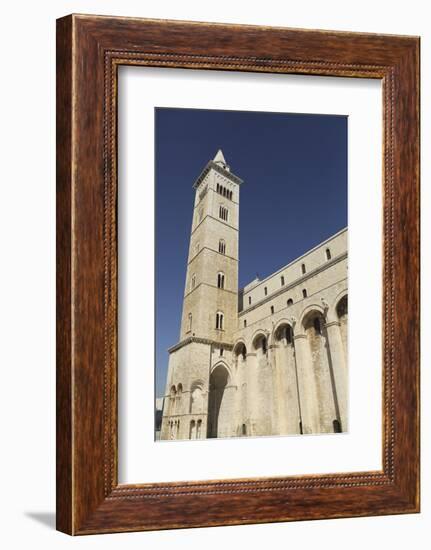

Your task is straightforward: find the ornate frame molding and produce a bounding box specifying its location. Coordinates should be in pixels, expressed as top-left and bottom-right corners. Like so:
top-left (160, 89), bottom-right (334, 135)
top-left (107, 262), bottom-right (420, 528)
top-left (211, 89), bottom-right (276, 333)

top-left (57, 14), bottom-right (419, 534)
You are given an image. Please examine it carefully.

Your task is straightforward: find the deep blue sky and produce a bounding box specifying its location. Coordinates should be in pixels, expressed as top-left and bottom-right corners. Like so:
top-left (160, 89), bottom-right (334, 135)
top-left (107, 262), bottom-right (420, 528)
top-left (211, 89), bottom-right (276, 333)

top-left (155, 108), bottom-right (347, 397)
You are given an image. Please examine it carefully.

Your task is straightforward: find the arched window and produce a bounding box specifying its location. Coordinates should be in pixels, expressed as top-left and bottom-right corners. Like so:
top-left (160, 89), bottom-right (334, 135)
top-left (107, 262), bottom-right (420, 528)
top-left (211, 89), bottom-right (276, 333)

top-left (217, 183), bottom-right (220, 193)
top-left (219, 205), bottom-right (228, 221)
top-left (189, 420), bottom-right (196, 440)
top-left (242, 424), bottom-right (247, 436)
top-left (326, 248), bottom-right (331, 260)
top-left (191, 273), bottom-right (196, 290)
top-left (176, 384), bottom-right (183, 415)
top-left (302, 288), bottom-right (307, 298)
top-left (169, 385), bottom-right (177, 415)
top-left (281, 275), bottom-right (285, 286)
top-left (188, 313), bottom-right (192, 332)
top-left (216, 311), bottom-right (224, 330)
top-left (217, 272), bottom-right (225, 289)
top-left (196, 419), bottom-right (202, 439)
top-left (190, 383), bottom-right (204, 414)
top-left (287, 298), bottom-right (293, 307)
top-left (301, 263), bottom-right (306, 274)
top-left (218, 239), bottom-right (226, 254)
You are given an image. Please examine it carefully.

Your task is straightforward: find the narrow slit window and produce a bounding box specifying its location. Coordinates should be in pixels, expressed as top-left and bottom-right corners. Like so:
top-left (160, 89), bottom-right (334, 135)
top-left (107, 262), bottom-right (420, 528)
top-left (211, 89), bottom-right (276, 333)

top-left (270, 305), bottom-right (274, 314)
top-left (219, 206), bottom-right (228, 221)
top-left (326, 248), bottom-right (331, 260)
top-left (281, 275), bottom-right (285, 286)
top-left (217, 272), bottom-right (225, 289)
top-left (301, 263), bottom-right (306, 274)
top-left (302, 288), bottom-right (307, 298)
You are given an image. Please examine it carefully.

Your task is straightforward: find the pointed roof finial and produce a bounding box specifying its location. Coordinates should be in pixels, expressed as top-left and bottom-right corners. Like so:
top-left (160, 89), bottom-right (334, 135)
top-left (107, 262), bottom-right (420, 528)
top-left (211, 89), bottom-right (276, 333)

top-left (213, 149), bottom-right (230, 172)
top-left (213, 149), bottom-right (227, 166)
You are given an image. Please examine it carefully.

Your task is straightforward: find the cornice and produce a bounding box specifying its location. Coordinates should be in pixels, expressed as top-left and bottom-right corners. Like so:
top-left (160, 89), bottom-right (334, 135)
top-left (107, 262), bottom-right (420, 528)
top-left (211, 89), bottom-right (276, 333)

top-left (168, 336), bottom-right (234, 354)
top-left (192, 160), bottom-right (244, 189)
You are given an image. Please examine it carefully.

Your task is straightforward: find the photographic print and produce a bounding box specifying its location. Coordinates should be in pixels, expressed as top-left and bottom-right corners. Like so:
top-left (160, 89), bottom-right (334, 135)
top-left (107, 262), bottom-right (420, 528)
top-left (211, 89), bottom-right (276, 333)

top-left (155, 107), bottom-right (348, 441)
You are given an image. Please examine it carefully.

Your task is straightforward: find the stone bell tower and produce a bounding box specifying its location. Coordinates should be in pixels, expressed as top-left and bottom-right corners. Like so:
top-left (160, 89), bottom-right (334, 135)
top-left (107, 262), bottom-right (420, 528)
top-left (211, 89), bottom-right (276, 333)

top-left (160, 150), bottom-right (244, 440)
top-left (180, 149), bottom-right (243, 343)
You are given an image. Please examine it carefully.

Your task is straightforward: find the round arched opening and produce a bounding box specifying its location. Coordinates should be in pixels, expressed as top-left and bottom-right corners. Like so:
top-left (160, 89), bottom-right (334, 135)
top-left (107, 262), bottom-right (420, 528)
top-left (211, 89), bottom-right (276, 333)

top-left (233, 342), bottom-right (247, 361)
top-left (252, 333), bottom-right (267, 354)
top-left (207, 365), bottom-right (229, 438)
top-left (189, 382), bottom-right (204, 414)
top-left (275, 323), bottom-right (294, 345)
top-left (302, 310), bottom-right (325, 335)
top-left (336, 295), bottom-right (348, 320)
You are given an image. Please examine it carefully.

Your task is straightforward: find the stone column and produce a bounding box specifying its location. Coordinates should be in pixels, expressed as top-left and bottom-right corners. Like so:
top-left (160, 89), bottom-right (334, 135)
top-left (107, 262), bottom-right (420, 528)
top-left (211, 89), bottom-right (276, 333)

top-left (246, 352), bottom-right (259, 436)
top-left (271, 344), bottom-right (285, 434)
top-left (324, 320), bottom-right (348, 431)
top-left (293, 333), bottom-right (320, 434)
top-left (236, 354), bottom-right (248, 434)
top-left (267, 344), bottom-right (278, 434)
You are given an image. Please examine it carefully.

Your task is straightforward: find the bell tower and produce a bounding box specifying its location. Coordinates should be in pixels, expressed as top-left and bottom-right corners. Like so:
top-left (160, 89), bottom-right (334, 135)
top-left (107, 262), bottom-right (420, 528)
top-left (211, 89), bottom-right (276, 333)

top-left (161, 150), bottom-right (244, 441)
top-left (180, 149), bottom-right (244, 344)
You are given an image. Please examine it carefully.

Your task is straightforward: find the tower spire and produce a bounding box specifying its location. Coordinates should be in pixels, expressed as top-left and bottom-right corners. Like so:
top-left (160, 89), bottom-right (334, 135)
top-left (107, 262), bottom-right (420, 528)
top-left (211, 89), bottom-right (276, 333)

top-left (213, 148), bottom-right (226, 165)
top-left (213, 149), bottom-right (230, 171)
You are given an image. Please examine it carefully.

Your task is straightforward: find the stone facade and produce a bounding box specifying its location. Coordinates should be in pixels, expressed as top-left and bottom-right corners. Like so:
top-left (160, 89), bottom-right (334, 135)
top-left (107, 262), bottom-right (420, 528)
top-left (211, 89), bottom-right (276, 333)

top-left (160, 150), bottom-right (348, 440)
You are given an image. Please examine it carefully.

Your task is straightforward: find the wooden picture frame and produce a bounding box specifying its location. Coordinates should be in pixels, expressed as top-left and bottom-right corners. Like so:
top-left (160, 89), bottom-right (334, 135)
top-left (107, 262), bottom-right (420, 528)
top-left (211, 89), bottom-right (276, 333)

top-left (56, 14), bottom-right (420, 535)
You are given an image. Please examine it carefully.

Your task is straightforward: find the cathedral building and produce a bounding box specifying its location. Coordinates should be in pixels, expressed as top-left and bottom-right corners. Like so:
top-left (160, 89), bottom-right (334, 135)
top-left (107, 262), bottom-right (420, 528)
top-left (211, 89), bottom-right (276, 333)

top-left (160, 150), bottom-right (348, 440)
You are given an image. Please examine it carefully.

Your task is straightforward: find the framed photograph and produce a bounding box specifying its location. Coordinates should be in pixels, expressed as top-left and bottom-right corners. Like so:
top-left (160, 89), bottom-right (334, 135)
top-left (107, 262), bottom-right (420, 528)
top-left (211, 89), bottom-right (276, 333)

top-left (56, 14), bottom-right (420, 534)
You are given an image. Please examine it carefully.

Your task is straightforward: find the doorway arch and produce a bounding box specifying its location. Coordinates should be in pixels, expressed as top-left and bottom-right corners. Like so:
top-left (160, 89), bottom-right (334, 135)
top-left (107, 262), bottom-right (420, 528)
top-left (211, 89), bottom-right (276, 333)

top-left (207, 364), bottom-right (230, 438)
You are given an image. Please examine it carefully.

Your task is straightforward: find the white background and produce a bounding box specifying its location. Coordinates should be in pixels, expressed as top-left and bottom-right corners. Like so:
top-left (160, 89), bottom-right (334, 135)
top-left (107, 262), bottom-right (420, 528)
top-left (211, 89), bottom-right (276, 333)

top-left (0, 1), bottom-right (428, 548)
top-left (119, 67), bottom-right (382, 483)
